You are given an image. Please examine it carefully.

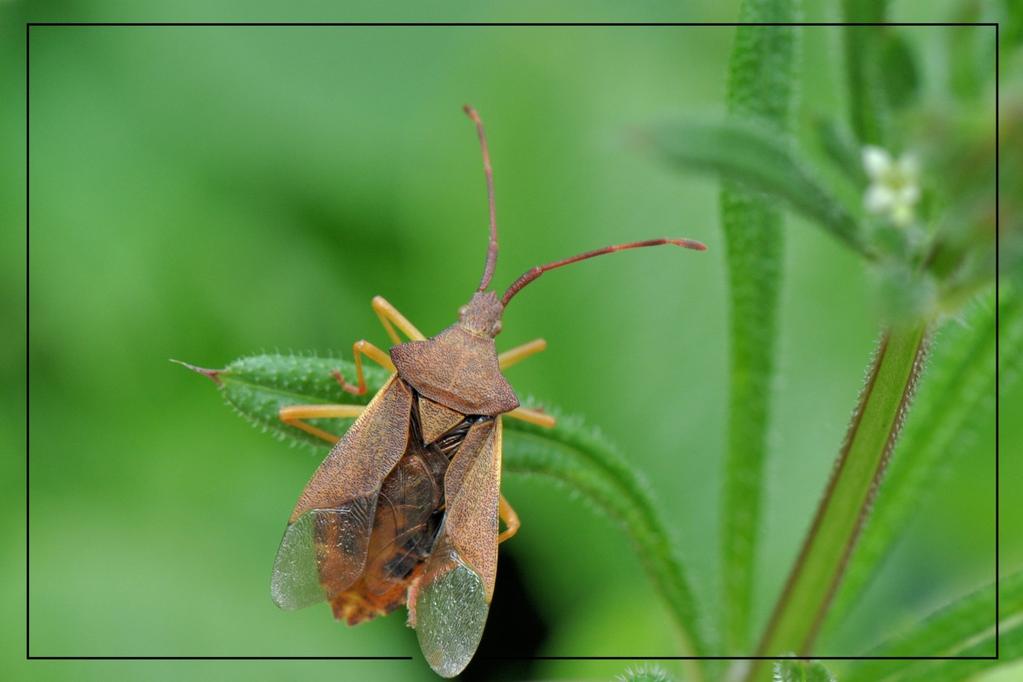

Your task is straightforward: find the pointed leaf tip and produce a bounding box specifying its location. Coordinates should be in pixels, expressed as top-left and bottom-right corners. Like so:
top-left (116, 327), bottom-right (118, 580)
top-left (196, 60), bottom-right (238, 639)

top-left (170, 358), bottom-right (222, 385)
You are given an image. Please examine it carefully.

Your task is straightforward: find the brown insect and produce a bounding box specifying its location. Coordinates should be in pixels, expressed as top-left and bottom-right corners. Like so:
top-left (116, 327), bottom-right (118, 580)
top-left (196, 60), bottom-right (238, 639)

top-left (269, 106), bottom-right (706, 677)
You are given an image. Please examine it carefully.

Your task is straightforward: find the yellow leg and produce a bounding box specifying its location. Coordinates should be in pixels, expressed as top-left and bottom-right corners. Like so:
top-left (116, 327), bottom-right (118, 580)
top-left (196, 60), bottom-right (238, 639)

top-left (333, 339), bottom-right (395, 396)
top-left (284, 296), bottom-right (422, 440)
top-left (498, 495), bottom-right (520, 543)
top-left (372, 295), bottom-right (425, 343)
top-left (279, 404), bottom-right (366, 444)
top-left (506, 406), bottom-right (556, 429)
top-left (331, 296), bottom-right (422, 396)
top-left (498, 338), bottom-right (547, 370)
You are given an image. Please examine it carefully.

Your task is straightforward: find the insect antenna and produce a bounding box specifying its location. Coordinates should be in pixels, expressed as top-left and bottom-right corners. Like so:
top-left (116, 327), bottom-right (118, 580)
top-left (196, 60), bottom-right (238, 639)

top-left (501, 237), bottom-right (707, 306)
top-left (464, 105), bottom-right (499, 292)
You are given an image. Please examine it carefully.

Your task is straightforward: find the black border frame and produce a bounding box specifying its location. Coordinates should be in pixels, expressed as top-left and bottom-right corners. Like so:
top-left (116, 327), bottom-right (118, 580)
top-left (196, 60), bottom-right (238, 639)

top-left (24, 20), bottom-right (1001, 667)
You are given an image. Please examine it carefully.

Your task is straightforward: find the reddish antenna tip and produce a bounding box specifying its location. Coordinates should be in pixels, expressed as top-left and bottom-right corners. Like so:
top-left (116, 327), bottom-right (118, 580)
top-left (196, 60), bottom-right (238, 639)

top-left (463, 104), bottom-right (481, 123)
top-left (669, 238), bottom-right (708, 251)
top-left (500, 235), bottom-right (707, 306)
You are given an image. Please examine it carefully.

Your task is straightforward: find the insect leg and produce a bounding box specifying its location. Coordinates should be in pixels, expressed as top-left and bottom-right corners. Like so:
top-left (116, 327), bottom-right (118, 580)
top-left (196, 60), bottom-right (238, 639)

top-left (498, 495), bottom-right (520, 543)
top-left (498, 338), bottom-right (547, 370)
top-left (505, 406), bottom-right (556, 429)
top-left (334, 339), bottom-right (395, 396)
top-left (278, 404), bottom-right (366, 444)
top-left (372, 295), bottom-right (426, 344)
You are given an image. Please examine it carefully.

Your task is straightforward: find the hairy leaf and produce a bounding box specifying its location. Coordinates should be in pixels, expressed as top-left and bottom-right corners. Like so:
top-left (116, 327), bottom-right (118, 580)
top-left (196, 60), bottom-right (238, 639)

top-left (719, 6), bottom-right (800, 654)
top-left (842, 570), bottom-right (1021, 682)
top-left (813, 119), bottom-right (868, 187)
top-left (878, 625), bottom-right (1021, 682)
top-left (652, 119), bottom-right (868, 256)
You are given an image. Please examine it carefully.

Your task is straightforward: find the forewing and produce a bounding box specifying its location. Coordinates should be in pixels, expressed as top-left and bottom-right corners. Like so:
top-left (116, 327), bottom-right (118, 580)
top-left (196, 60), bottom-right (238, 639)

top-left (443, 418), bottom-right (502, 599)
top-left (270, 501), bottom-right (375, 610)
top-left (412, 418), bottom-right (502, 677)
top-left (271, 376), bottom-right (412, 610)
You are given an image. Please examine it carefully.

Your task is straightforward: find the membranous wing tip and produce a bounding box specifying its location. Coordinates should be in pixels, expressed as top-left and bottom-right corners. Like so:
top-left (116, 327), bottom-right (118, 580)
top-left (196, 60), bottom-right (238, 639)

top-left (414, 548), bottom-right (490, 678)
top-left (270, 500), bottom-right (376, 611)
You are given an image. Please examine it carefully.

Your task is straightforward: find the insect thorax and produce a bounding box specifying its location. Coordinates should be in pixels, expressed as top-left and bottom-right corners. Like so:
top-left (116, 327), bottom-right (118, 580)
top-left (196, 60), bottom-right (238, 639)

top-left (389, 323), bottom-right (519, 416)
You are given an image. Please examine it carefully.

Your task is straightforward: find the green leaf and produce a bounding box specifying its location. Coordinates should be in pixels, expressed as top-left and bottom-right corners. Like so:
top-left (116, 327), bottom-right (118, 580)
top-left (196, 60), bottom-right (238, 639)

top-left (841, 570), bottom-right (1022, 682)
top-left (825, 286), bottom-right (1016, 634)
top-left (947, 6), bottom-right (984, 100)
top-left (504, 416), bottom-right (708, 678)
top-left (841, 3), bottom-right (890, 144)
top-left (176, 354), bottom-right (389, 449)
top-left (749, 321), bottom-right (931, 679)
top-left (651, 118), bottom-right (869, 257)
top-left (725, 6), bottom-right (800, 123)
top-left (813, 118), bottom-right (868, 187)
top-left (180, 353), bottom-right (709, 682)
top-left (879, 32), bottom-right (920, 111)
top-left (1005, 0), bottom-right (1023, 51)
top-left (719, 7), bottom-right (800, 654)
top-left (773, 659), bottom-right (836, 682)
top-left (879, 624), bottom-right (1022, 682)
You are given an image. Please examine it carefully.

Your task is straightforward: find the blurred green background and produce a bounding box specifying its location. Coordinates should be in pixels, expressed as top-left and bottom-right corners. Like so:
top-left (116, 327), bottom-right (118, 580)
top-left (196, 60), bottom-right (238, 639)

top-left (5, 1), bottom-right (1015, 681)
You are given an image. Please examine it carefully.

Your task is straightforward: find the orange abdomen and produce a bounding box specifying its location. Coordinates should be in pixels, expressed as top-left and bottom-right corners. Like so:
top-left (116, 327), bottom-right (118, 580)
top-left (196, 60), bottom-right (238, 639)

top-left (330, 420), bottom-right (454, 625)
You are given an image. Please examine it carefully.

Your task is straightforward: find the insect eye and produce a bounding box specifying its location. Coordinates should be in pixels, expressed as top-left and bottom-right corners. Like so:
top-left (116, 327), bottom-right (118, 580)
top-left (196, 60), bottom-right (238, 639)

top-left (458, 306), bottom-right (468, 317)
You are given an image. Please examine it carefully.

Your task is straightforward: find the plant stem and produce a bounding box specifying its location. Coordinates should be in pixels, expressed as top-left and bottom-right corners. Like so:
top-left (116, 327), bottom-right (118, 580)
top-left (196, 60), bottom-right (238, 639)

top-left (825, 290), bottom-right (1011, 633)
top-left (746, 321), bottom-right (930, 679)
top-left (719, 9), bottom-right (799, 654)
top-left (842, 1), bottom-right (889, 145)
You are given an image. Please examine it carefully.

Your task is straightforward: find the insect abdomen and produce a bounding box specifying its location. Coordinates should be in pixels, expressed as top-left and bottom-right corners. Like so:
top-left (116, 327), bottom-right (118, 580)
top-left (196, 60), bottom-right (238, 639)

top-left (328, 391), bottom-right (479, 625)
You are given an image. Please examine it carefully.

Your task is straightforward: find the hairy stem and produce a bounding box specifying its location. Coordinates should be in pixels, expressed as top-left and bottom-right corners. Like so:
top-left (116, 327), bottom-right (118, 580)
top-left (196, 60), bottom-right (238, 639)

top-left (719, 7), bottom-right (800, 653)
top-left (747, 321), bottom-right (930, 679)
top-left (825, 289), bottom-right (1013, 634)
top-left (842, 1), bottom-right (890, 145)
